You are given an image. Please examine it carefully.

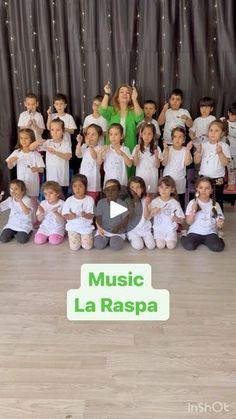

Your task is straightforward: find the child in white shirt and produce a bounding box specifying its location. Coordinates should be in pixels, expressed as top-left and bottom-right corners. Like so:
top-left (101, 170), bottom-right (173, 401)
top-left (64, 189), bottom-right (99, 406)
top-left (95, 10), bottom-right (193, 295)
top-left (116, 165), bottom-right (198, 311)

top-left (190, 96), bottom-right (216, 144)
top-left (0, 180), bottom-right (33, 243)
top-left (181, 176), bottom-right (225, 251)
top-left (158, 88), bottom-right (193, 145)
top-left (162, 126), bottom-right (192, 209)
top-left (98, 123), bottom-right (133, 187)
top-left (46, 93), bottom-right (77, 145)
top-left (149, 176), bottom-right (185, 249)
top-left (62, 174), bottom-right (94, 251)
top-left (83, 95), bottom-right (107, 144)
top-left (137, 100), bottom-right (161, 142)
top-left (223, 102), bottom-right (236, 189)
top-left (194, 119), bottom-right (231, 210)
top-left (18, 93), bottom-right (45, 138)
top-left (132, 122), bottom-right (162, 197)
top-left (76, 124), bottom-right (103, 202)
top-left (34, 181), bottom-right (65, 245)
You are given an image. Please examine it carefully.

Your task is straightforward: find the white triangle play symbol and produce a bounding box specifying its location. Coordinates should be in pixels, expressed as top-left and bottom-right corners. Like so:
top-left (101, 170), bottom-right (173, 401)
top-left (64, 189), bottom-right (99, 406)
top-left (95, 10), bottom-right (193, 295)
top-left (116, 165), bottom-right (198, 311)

top-left (110, 201), bottom-right (128, 219)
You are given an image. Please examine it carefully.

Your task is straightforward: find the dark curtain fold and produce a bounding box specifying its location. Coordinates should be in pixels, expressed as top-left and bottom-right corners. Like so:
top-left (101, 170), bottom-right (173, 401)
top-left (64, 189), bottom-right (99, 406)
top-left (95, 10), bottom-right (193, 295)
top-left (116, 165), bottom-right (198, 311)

top-left (0, 0), bottom-right (236, 188)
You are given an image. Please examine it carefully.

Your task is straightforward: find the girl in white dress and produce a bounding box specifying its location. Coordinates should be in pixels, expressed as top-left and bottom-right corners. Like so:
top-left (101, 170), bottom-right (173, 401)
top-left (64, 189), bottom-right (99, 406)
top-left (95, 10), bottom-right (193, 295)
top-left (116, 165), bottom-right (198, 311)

top-left (98, 123), bottom-right (133, 186)
top-left (6, 128), bottom-right (45, 224)
top-left (132, 122), bottom-right (162, 197)
top-left (149, 176), bottom-right (185, 249)
top-left (75, 124), bottom-right (103, 202)
top-left (34, 181), bottom-right (65, 245)
top-left (127, 176), bottom-right (155, 250)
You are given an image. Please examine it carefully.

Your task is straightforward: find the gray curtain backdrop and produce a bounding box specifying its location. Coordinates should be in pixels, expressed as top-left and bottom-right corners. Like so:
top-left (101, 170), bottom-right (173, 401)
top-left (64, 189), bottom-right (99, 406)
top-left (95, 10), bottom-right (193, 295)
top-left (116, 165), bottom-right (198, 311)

top-left (0, 0), bottom-right (236, 189)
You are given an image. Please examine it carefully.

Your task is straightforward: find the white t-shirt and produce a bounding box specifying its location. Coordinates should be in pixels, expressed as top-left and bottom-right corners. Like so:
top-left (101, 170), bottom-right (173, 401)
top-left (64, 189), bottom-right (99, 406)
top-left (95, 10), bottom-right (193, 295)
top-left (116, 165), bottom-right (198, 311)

top-left (227, 120), bottom-right (236, 156)
top-left (0, 196), bottom-right (33, 233)
top-left (6, 150), bottom-right (45, 196)
top-left (199, 141), bottom-right (231, 178)
top-left (79, 144), bottom-right (102, 192)
top-left (103, 145), bottom-right (132, 186)
top-left (150, 197), bottom-right (184, 236)
top-left (39, 139), bottom-right (71, 186)
top-left (18, 111), bottom-right (45, 138)
top-left (132, 145), bottom-right (162, 193)
top-left (51, 113), bottom-right (77, 145)
top-left (127, 198), bottom-right (152, 238)
top-left (137, 119), bottom-right (161, 138)
top-left (83, 114), bottom-right (107, 134)
top-left (37, 199), bottom-right (65, 236)
top-left (163, 108), bottom-right (191, 144)
top-left (163, 147), bottom-right (190, 194)
top-left (191, 115), bottom-right (216, 144)
top-left (62, 195), bottom-right (94, 234)
top-left (186, 198), bottom-right (224, 235)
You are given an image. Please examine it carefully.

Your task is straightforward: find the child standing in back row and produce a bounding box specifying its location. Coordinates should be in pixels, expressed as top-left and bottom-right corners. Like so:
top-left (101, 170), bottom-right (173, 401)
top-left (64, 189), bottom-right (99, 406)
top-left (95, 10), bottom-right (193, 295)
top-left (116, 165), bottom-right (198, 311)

top-left (189, 96), bottom-right (216, 144)
top-left (158, 88), bottom-right (193, 145)
top-left (18, 93), bottom-right (45, 138)
top-left (47, 93), bottom-right (77, 145)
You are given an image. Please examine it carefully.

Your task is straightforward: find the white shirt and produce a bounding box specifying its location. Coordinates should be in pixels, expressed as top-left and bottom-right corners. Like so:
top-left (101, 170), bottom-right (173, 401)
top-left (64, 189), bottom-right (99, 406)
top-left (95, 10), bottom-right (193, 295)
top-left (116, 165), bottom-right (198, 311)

top-left (6, 150), bottom-right (45, 196)
top-left (0, 196), bottom-right (33, 233)
top-left (227, 120), bottom-right (236, 155)
top-left (191, 115), bottom-right (216, 144)
top-left (186, 198), bottom-right (224, 235)
top-left (37, 199), bottom-right (65, 236)
top-left (163, 147), bottom-right (189, 194)
top-left (39, 139), bottom-right (71, 186)
top-left (83, 114), bottom-right (107, 134)
top-left (103, 145), bottom-right (132, 186)
top-left (127, 198), bottom-right (152, 238)
top-left (132, 145), bottom-right (162, 193)
top-left (51, 113), bottom-right (77, 145)
top-left (79, 144), bottom-right (102, 192)
top-left (62, 195), bottom-right (94, 234)
top-left (199, 141), bottom-right (231, 178)
top-left (137, 119), bottom-right (161, 138)
top-left (150, 197), bottom-right (184, 234)
top-left (18, 111), bottom-right (45, 138)
top-left (163, 108), bottom-right (191, 144)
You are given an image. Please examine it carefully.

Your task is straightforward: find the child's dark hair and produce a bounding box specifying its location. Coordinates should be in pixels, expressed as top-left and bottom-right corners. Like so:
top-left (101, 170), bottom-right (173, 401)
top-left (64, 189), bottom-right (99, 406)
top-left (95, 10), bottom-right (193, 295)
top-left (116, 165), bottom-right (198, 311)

top-left (86, 123), bottom-right (103, 137)
top-left (25, 92), bottom-right (38, 101)
top-left (195, 176), bottom-right (218, 218)
top-left (41, 181), bottom-right (62, 195)
top-left (93, 95), bottom-right (103, 102)
top-left (128, 176), bottom-right (146, 199)
top-left (10, 179), bottom-right (26, 194)
top-left (144, 99), bottom-right (157, 108)
top-left (15, 128), bottom-right (36, 149)
top-left (51, 117), bottom-right (65, 132)
top-left (169, 88), bottom-right (183, 100)
top-left (71, 174), bottom-right (87, 189)
top-left (199, 96), bottom-right (215, 108)
top-left (158, 176), bottom-right (178, 200)
top-left (228, 102), bottom-right (236, 115)
top-left (104, 178), bottom-right (121, 191)
top-left (108, 123), bottom-right (124, 144)
top-left (139, 122), bottom-right (156, 154)
top-left (171, 126), bottom-right (186, 140)
top-left (208, 119), bottom-right (228, 137)
top-left (53, 93), bottom-right (67, 104)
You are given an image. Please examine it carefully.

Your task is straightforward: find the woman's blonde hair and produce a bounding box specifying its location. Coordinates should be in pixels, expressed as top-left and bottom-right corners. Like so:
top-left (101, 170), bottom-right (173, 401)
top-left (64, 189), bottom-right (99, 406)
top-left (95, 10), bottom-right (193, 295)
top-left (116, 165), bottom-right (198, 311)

top-left (111, 84), bottom-right (133, 111)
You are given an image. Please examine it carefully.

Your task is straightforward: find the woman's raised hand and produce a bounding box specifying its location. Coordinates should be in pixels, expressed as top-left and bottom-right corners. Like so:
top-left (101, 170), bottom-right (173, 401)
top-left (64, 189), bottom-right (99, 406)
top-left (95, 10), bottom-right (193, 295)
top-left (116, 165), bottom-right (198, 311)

top-left (104, 83), bottom-right (112, 95)
top-left (131, 86), bottom-right (138, 102)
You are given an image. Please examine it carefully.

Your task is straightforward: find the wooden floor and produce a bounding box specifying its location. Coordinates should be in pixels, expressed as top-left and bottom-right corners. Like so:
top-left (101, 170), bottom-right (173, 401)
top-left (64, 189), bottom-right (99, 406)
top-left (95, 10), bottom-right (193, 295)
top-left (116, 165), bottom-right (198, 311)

top-left (0, 205), bottom-right (236, 419)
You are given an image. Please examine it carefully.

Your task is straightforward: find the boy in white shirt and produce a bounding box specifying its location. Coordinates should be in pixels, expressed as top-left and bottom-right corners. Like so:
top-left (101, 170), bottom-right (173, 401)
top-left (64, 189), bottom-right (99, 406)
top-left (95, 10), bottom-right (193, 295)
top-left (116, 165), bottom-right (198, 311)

top-left (83, 95), bottom-right (107, 144)
top-left (158, 88), bottom-right (193, 145)
top-left (46, 93), bottom-right (77, 145)
top-left (18, 93), bottom-right (45, 138)
top-left (190, 96), bottom-right (216, 144)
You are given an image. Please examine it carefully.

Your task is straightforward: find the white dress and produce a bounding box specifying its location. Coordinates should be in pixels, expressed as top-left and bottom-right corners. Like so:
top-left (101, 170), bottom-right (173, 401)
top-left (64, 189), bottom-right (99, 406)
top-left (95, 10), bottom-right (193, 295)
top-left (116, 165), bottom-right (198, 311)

top-left (39, 139), bottom-right (71, 186)
top-left (103, 145), bottom-right (132, 186)
top-left (127, 198), bottom-right (152, 239)
top-left (150, 197), bottom-right (184, 240)
top-left (132, 145), bottom-right (162, 193)
top-left (0, 196), bottom-right (33, 233)
top-left (6, 150), bottom-right (45, 196)
top-left (62, 195), bottom-right (95, 234)
top-left (163, 147), bottom-right (188, 194)
top-left (79, 145), bottom-right (102, 192)
top-left (37, 199), bottom-right (65, 236)
top-left (163, 108), bottom-right (191, 144)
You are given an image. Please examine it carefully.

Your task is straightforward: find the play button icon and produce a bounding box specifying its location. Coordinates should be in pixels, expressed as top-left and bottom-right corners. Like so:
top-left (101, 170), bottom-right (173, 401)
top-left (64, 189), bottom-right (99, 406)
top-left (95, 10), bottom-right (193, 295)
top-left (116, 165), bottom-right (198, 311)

top-left (95, 183), bottom-right (143, 235)
top-left (110, 201), bottom-right (128, 218)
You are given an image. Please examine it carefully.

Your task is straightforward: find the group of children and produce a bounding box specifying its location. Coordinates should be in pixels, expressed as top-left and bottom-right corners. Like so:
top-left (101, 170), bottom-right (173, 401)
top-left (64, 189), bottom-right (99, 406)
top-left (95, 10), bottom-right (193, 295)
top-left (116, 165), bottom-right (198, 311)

top-left (1, 88), bottom-right (235, 252)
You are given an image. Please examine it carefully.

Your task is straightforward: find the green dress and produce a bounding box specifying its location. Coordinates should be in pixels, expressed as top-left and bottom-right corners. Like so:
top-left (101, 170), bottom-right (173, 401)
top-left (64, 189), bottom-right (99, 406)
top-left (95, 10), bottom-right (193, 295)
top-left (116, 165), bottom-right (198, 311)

top-left (99, 105), bottom-right (144, 177)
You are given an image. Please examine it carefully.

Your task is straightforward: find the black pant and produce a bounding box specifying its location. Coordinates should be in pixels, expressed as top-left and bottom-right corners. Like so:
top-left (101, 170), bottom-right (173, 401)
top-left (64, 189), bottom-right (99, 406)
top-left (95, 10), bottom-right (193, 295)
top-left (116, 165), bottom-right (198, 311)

top-left (0, 228), bottom-right (31, 244)
top-left (178, 193), bottom-right (185, 211)
top-left (214, 183), bottom-right (224, 212)
top-left (181, 233), bottom-right (225, 252)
